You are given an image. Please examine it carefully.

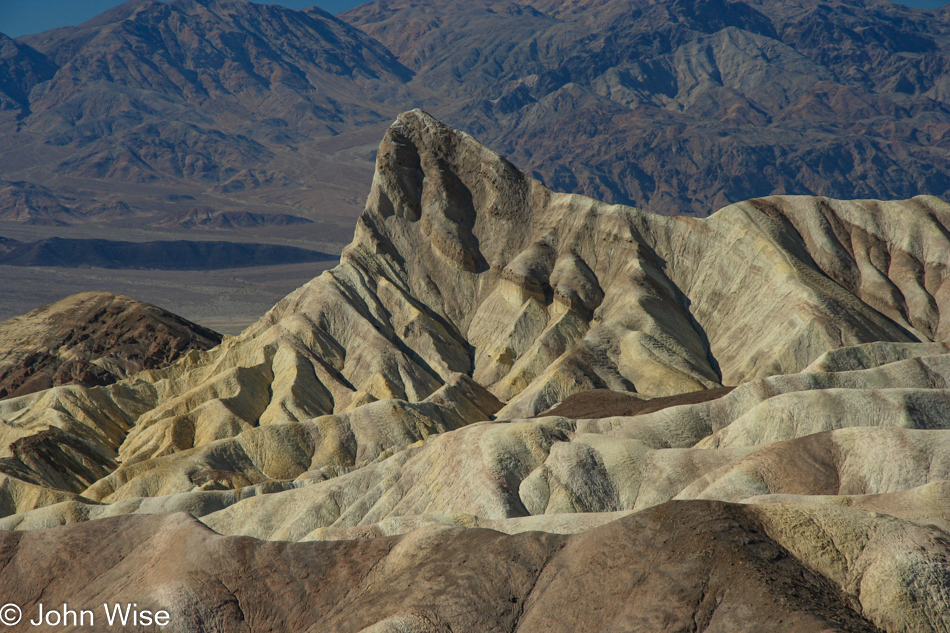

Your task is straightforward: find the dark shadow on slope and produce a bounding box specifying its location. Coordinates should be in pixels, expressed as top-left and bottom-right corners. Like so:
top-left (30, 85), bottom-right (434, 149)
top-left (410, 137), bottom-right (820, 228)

top-left (536, 386), bottom-right (735, 419)
top-left (0, 236), bottom-right (335, 270)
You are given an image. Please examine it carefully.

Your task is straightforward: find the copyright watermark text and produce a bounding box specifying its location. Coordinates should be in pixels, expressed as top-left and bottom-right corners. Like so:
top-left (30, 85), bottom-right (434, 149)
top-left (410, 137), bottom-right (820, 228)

top-left (0, 605), bottom-right (21, 626)
top-left (0, 603), bottom-right (170, 628)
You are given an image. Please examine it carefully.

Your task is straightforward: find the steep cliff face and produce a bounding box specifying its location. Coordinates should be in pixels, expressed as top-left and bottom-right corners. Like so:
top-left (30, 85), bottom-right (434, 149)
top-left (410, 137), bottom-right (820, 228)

top-left (2, 113), bottom-right (950, 632)
top-left (354, 110), bottom-right (949, 415)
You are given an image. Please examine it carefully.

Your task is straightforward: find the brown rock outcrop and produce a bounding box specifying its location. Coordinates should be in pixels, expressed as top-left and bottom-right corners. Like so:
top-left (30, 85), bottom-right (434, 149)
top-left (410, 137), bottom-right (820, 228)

top-left (0, 291), bottom-right (221, 399)
top-left (0, 503), bottom-right (891, 633)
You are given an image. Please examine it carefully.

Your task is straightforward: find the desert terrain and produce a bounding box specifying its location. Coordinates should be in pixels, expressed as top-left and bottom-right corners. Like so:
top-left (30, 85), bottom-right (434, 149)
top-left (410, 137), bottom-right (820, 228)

top-left (1, 0), bottom-right (949, 328)
top-left (0, 0), bottom-right (949, 630)
top-left (0, 110), bottom-right (948, 631)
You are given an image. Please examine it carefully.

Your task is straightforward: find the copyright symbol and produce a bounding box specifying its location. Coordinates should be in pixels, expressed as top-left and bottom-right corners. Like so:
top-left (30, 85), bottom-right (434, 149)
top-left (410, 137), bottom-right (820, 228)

top-left (0, 604), bottom-right (21, 626)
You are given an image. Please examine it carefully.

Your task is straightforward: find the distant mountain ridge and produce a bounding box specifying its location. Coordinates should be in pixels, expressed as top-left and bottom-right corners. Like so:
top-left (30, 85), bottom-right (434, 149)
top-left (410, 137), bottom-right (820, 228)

top-left (152, 207), bottom-right (314, 229)
top-left (0, 0), bottom-right (423, 234)
top-left (0, 33), bottom-right (56, 112)
top-left (345, 0), bottom-right (950, 213)
top-left (0, 0), bottom-right (948, 231)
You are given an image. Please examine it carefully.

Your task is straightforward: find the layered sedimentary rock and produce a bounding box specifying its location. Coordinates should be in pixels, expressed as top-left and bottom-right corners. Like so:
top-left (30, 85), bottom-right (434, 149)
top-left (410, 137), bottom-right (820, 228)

top-left (0, 292), bottom-right (223, 513)
top-left (1, 112), bottom-right (950, 631)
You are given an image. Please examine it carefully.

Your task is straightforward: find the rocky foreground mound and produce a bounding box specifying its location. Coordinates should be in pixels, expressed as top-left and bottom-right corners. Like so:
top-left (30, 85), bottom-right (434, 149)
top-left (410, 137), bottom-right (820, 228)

top-left (1, 111), bottom-right (950, 631)
top-left (0, 292), bottom-right (221, 400)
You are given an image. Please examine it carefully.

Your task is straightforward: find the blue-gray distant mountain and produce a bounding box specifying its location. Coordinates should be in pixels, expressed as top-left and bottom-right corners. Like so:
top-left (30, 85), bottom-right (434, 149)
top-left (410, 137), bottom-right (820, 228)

top-left (0, 0), bottom-right (948, 221)
top-left (0, 33), bottom-right (57, 112)
top-left (0, 235), bottom-right (334, 269)
top-left (0, 0), bottom-right (421, 227)
top-left (345, 0), bottom-right (950, 214)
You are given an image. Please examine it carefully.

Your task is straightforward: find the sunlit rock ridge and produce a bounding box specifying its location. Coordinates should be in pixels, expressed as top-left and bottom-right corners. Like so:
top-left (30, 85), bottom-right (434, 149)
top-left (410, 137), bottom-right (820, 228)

top-left (1, 111), bottom-right (950, 632)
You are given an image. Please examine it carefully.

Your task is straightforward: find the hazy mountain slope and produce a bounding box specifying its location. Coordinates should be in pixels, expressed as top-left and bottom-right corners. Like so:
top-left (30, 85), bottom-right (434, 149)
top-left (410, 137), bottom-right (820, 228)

top-left (2, 0), bottom-right (948, 236)
top-left (152, 208), bottom-right (313, 229)
top-left (0, 34), bottom-right (56, 112)
top-left (0, 180), bottom-right (80, 224)
top-left (20, 0), bottom-right (412, 141)
top-left (0, 0), bottom-right (422, 234)
top-left (344, 0), bottom-right (950, 215)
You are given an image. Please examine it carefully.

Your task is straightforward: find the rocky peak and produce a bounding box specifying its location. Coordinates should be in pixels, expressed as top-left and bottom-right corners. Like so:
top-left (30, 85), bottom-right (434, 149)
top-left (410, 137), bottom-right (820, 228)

top-left (0, 33), bottom-right (57, 112)
top-left (23, 0), bottom-right (411, 115)
top-left (344, 111), bottom-right (947, 417)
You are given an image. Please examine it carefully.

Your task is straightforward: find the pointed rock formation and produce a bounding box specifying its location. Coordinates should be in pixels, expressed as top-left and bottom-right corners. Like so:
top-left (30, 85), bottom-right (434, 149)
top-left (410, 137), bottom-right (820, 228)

top-left (2, 113), bottom-right (950, 631)
top-left (0, 110), bottom-right (947, 496)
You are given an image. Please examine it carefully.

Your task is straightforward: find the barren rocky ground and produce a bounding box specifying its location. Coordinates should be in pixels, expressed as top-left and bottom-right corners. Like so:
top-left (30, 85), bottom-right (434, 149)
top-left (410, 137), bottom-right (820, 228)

top-left (0, 111), bottom-right (949, 631)
top-left (2, 0), bottom-right (950, 629)
top-left (0, 291), bottom-right (222, 400)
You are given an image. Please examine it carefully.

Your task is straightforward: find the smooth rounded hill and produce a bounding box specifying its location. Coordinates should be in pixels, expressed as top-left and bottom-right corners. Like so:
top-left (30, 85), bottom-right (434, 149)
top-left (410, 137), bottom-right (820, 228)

top-left (0, 291), bottom-right (221, 399)
top-left (536, 386), bottom-right (735, 419)
top-left (151, 208), bottom-right (315, 230)
top-left (0, 503), bottom-right (890, 633)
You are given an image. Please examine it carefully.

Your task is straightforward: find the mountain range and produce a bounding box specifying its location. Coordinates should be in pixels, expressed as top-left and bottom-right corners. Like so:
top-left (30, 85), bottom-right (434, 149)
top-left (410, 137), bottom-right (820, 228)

top-left (1, 111), bottom-right (949, 631)
top-left (3, 2), bottom-right (950, 629)
top-left (347, 0), bottom-right (950, 213)
top-left (0, 0), bottom-right (947, 230)
top-left (0, 0), bottom-right (421, 234)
